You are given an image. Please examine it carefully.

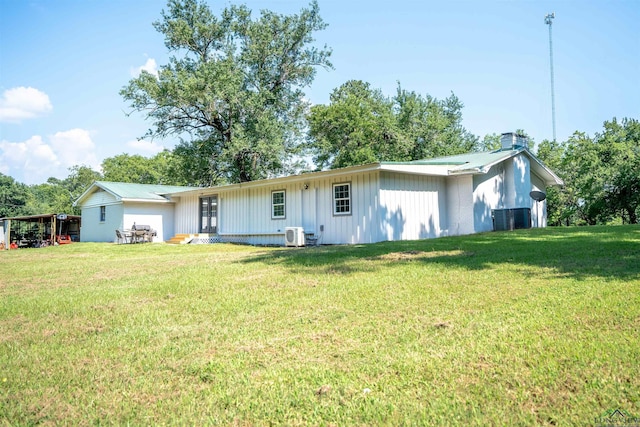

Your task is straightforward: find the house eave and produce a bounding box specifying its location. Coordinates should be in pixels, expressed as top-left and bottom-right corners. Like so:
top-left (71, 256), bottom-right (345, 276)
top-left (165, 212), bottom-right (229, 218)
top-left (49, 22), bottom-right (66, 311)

top-left (120, 197), bottom-right (175, 204)
top-left (379, 164), bottom-right (450, 176)
top-left (167, 163), bottom-right (384, 196)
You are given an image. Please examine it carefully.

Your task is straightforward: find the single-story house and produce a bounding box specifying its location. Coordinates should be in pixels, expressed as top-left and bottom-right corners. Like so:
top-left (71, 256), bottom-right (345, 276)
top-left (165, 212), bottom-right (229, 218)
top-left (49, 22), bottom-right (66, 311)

top-left (74, 182), bottom-right (196, 242)
top-left (76, 133), bottom-right (563, 245)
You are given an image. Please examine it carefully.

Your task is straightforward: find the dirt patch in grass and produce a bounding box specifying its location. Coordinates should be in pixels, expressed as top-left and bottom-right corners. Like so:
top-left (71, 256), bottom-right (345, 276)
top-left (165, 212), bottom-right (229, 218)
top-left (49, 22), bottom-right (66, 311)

top-left (371, 249), bottom-right (472, 262)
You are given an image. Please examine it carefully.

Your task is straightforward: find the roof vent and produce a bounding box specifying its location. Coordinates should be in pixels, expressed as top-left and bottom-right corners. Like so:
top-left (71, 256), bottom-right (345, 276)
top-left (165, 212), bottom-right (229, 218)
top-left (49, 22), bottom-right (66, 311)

top-left (500, 132), bottom-right (528, 150)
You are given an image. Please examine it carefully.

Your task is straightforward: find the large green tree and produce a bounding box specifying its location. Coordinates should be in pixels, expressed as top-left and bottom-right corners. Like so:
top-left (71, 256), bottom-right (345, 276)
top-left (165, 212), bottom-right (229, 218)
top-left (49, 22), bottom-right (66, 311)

top-left (121, 0), bottom-right (331, 185)
top-left (307, 80), bottom-right (409, 169)
top-left (395, 86), bottom-right (477, 160)
top-left (48, 166), bottom-right (103, 215)
top-left (307, 80), bottom-right (478, 169)
top-left (542, 117), bottom-right (640, 226)
top-left (591, 118), bottom-right (640, 223)
top-left (29, 182), bottom-right (75, 215)
top-left (101, 151), bottom-right (181, 185)
top-left (0, 173), bottom-right (33, 217)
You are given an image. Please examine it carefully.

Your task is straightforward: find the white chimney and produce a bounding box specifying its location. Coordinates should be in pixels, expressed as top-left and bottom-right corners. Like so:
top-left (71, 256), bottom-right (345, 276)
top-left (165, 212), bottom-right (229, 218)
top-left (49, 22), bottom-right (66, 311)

top-left (500, 132), bottom-right (528, 150)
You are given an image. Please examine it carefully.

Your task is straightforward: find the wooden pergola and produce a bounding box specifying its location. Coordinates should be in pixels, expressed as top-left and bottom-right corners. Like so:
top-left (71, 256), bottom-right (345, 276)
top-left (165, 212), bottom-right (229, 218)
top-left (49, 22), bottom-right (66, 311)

top-left (0, 214), bottom-right (81, 249)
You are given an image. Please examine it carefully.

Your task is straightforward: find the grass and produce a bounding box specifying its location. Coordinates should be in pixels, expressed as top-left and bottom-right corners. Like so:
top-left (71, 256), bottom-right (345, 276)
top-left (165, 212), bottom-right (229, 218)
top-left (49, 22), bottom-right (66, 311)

top-left (1, 225), bottom-right (639, 425)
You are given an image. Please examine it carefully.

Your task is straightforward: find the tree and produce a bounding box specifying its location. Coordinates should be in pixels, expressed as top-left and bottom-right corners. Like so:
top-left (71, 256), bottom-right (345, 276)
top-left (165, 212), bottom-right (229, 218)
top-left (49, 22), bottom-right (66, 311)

top-left (536, 138), bottom-right (570, 225)
top-left (307, 80), bottom-right (409, 169)
top-left (395, 86), bottom-right (477, 160)
top-left (121, 0), bottom-right (332, 184)
top-left (478, 133), bottom-right (501, 151)
top-left (29, 183), bottom-right (74, 215)
top-left (64, 165), bottom-right (102, 198)
top-left (0, 173), bottom-right (33, 217)
top-left (555, 118), bottom-right (640, 225)
top-left (102, 151), bottom-right (181, 185)
top-left (597, 118), bottom-right (640, 223)
top-left (307, 81), bottom-right (478, 169)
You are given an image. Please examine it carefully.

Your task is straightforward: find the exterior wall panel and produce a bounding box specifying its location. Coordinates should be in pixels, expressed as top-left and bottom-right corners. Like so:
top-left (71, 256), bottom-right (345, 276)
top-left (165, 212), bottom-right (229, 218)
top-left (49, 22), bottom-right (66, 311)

top-left (80, 204), bottom-right (124, 242)
top-left (379, 172), bottom-right (446, 241)
top-left (530, 172), bottom-right (547, 227)
top-left (445, 175), bottom-right (474, 236)
top-left (504, 153), bottom-right (532, 209)
top-left (123, 202), bottom-right (175, 242)
top-left (82, 190), bottom-right (119, 208)
top-left (472, 164), bottom-right (505, 233)
top-left (173, 193), bottom-right (200, 234)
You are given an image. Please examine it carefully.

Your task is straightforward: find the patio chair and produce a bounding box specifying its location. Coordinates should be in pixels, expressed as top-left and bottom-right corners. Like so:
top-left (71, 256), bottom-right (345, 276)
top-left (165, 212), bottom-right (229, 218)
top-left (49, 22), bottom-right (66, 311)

top-left (115, 229), bottom-right (130, 244)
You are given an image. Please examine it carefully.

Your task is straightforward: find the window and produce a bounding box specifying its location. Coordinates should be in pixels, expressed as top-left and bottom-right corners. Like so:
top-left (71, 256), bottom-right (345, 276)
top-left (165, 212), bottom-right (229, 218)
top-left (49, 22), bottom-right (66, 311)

top-left (272, 190), bottom-right (286, 219)
top-left (333, 183), bottom-right (351, 215)
top-left (99, 206), bottom-right (106, 222)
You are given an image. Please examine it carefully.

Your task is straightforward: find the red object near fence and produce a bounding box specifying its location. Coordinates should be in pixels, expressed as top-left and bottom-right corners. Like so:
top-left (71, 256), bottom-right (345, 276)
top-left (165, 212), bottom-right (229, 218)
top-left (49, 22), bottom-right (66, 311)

top-left (56, 235), bottom-right (72, 244)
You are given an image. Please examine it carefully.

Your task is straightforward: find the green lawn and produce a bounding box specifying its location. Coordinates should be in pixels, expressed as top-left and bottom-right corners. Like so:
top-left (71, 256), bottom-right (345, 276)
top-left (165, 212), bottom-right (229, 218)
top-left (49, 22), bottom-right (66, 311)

top-left (1, 226), bottom-right (639, 425)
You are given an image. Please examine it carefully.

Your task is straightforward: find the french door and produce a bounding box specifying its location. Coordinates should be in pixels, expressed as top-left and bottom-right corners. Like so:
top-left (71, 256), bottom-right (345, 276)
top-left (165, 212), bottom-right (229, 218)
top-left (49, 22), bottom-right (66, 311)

top-left (200, 195), bottom-right (218, 233)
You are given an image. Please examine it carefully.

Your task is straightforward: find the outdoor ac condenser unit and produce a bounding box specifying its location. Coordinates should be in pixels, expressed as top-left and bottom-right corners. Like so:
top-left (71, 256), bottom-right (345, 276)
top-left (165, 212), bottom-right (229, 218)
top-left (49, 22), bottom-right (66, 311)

top-left (285, 227), bottom-right (305, 247)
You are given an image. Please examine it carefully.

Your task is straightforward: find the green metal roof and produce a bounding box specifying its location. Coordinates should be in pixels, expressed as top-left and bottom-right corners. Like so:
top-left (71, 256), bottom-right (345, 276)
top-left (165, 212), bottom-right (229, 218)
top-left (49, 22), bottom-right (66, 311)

top-left (383, 148), bottom-right (521, 170)
top-left (94, 182), bottom-right (195, 201)
top-left (75, 181), bottom-right (196, 206)
top-left (381, 147), bottom-right (562, 185)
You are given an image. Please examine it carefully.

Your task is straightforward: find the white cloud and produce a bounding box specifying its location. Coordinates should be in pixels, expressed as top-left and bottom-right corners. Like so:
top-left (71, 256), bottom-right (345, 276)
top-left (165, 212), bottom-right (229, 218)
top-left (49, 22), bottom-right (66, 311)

top-left (0, 135), bottom-right (60, 184)
top-left (127, 139), bottom-right (164, 156)
top-left (50, 128), bottom-right (100, 170)
top-left (131, 58), bottom-right (159, 78)
top-left (0, 87), bottom-right (53, 122)
top-left (0, 129), bottom-right (99, 185)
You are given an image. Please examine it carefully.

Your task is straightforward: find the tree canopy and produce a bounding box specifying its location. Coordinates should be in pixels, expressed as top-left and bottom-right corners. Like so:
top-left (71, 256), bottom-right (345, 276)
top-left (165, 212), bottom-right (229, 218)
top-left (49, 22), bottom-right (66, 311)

top-left (101, 151), bottom-right (180, 185)
top-left (307, 80), bottom-right (407, 169)
top-left (121, 0), bottom-right (332, 185)
top-left (306, 80), bottom-right (478, 169)
top-left (536, 118), bottom-right (640, 225)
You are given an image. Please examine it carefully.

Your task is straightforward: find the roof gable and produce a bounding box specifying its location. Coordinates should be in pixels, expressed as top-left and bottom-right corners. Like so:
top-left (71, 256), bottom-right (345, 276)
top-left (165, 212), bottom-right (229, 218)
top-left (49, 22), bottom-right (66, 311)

top-left (75, 181), bottom-right (196, 206)
top-left (382, 148), bottom-right (563, 186)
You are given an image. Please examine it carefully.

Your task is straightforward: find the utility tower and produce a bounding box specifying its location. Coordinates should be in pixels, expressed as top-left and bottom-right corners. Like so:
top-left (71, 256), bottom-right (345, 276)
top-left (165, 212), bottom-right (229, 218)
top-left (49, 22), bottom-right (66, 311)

top-left (545, 12), bottom-right (556, 142)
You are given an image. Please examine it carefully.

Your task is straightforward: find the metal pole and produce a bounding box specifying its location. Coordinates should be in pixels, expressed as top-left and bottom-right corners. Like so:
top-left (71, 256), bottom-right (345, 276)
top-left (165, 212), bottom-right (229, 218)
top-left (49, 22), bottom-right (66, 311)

top-left (545, 12), bottom-right (556, 142)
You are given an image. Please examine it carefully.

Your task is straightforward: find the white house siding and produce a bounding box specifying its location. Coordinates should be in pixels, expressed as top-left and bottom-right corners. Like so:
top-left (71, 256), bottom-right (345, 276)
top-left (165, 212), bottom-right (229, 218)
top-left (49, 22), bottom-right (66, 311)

top-left (221, 184), bottom-right (304, 234)
top-left (80, 204), bottom-right (124, 242)
top-left (472, 164), bottom-right (505, 233)
top-left (123, 202), bottom-right (175, 242)
top-left (312, 171), bottom-right (380, 244)
top-left (173, 193), bottom-right (200, 235)
top-left (445, 175), bottom-right (474, 236)
top-left (171, 171), bottom-right (384, 245)
top-left (83, 189), bottom-right (120, 207)
top-left (530, 172), bottom-right (548, 227)
top-left (504, 154), bottom-right (532, 209)
top-left (222, 171), bottom-right (381, 245)
top-left (172, 183), bottom-right (312, 245)
top-left (379, 172), bottom-right (446, 241)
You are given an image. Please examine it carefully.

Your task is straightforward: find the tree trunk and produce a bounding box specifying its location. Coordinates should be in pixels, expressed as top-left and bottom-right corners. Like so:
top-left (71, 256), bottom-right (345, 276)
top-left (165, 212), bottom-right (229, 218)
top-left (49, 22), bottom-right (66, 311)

top-left (627, 206), bottom-right (638, 224)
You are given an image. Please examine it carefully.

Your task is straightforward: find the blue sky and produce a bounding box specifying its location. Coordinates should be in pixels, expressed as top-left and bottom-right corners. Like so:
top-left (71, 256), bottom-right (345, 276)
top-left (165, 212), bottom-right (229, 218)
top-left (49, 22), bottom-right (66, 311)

top-left (1, 0), bottom-right (638, 185)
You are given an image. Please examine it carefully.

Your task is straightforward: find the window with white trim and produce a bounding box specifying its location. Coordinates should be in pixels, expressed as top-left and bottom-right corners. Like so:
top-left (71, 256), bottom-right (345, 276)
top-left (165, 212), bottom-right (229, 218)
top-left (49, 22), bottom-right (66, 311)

top-left (99, 206), bottom-right (106, 222)
top-left (333, 183), bottom-right (351, 215)
top-left (272, 190), bottom-right (286, 219)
